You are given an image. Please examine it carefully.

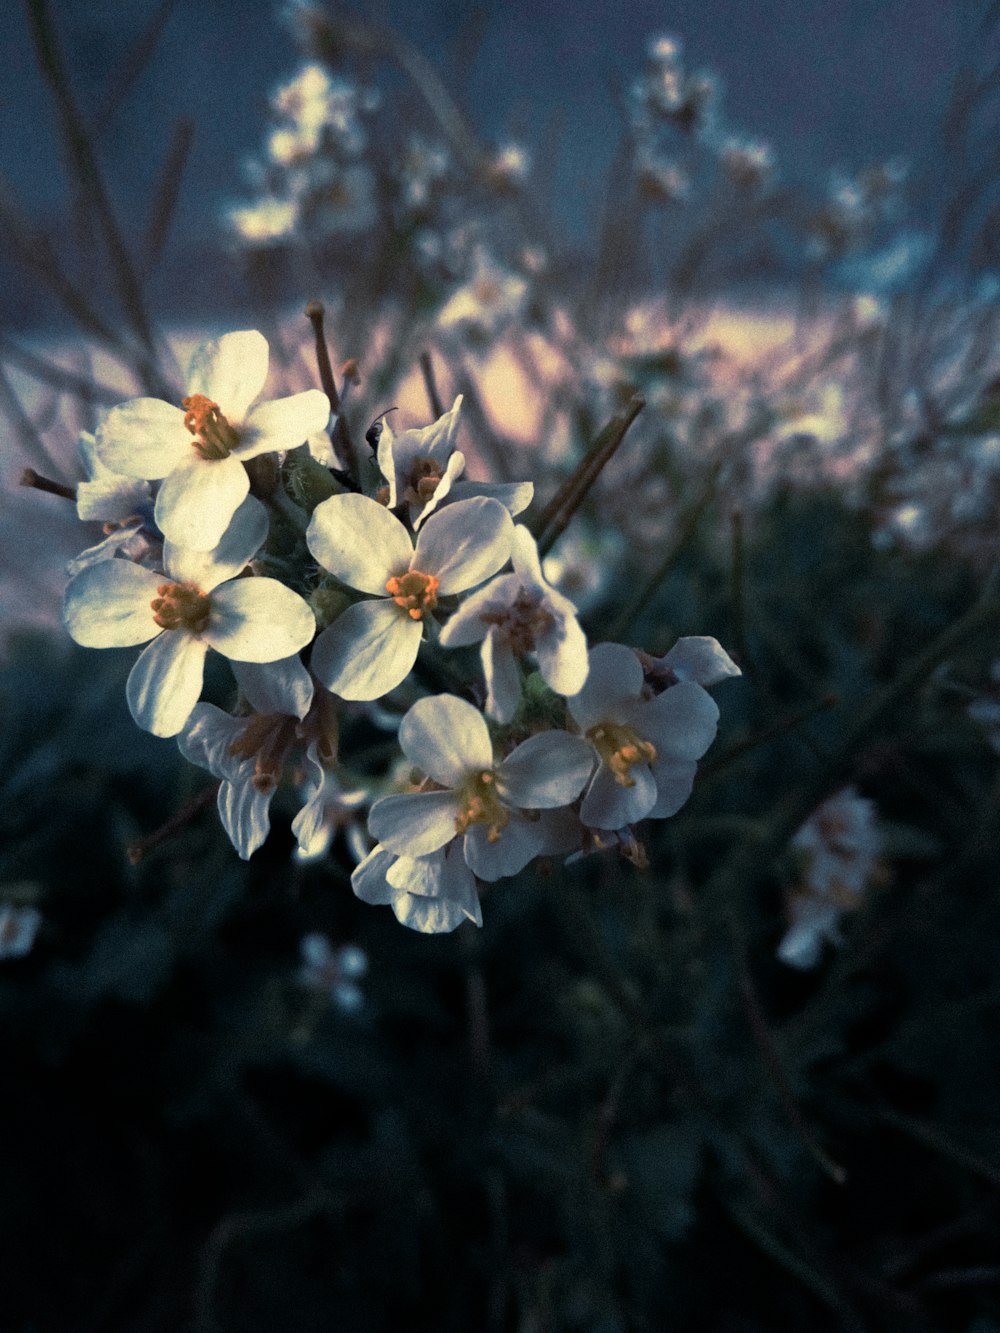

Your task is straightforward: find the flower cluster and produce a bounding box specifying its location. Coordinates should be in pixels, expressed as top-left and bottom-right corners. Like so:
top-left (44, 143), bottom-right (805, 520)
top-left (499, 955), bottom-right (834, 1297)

top-left (61, 328), bottom-right (740, 933)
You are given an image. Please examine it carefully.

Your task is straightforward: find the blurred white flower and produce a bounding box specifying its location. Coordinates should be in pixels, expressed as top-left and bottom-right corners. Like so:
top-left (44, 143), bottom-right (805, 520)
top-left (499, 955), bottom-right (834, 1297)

top-left (778, 786), bottom-right (881, 969)
top-left (298, 933), bottom-right (368, 1010)
top-left (228, 197), bottom-right (299, 246)
top-left (437, 250), bottom-right (528, 340)
top-left (0, 905), bottom-right (41, 960)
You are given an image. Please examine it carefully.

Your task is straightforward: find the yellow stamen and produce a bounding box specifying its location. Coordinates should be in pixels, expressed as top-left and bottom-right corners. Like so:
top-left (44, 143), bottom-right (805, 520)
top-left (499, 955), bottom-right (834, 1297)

top-left (226, 713), bottom-right (298, 793)
top-left (182, 393), bottom-right (240, 460)
top-left (385, 569), bottom-right (440, 621)
top-left (587, 721), bottom-right (657, 787)
top-left (150, 581), bottom-right (211, 634)
top-left (454, 770), bottom-right (509, 843)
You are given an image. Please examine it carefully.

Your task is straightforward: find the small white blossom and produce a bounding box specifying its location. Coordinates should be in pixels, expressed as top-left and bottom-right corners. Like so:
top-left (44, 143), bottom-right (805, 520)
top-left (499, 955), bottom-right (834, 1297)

top-left (568, 643), bottom-right (719, 831)
top-left (64, 497), bottom-right (316, 737)
top-left (367, 694), bottom-right (594, 882)
top-left (292, 752), bottom-right (369, 864)
top-left (642, 636), bottom-right (742, 690)
top-left (377, 395), bottom-right (532, 529)
top-left (307, 494), bottom-right (514, 700)
top-left (0, 905), bottom-right (41, 960)
top-left (778, 787), bottom-right (881, 969)
top-left (298, 933), bottom-right (368, 1010)
top-left (95, 330), bottom-right (329, 551)
top-left (437, 250), bottom-right (528, 341)
top-left (439, 525), bottom-right (588, 722)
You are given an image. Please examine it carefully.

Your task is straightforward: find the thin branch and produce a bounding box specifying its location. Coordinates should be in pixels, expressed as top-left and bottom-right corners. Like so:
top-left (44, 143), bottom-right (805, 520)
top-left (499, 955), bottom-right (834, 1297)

top-left (94, 0), bottom-right (180, 135)
top-left (143, 118), bottom-right (194, 273)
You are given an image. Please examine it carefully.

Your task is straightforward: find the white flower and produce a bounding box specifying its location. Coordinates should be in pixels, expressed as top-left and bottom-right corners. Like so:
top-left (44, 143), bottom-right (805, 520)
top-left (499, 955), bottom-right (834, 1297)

top-left (778, 786), bottom-right (881, 969)
top-left (367, 694), bottom-right (594, 881)
top-left (0, 905), bottom-right (41, 960)
top-left (298, 933), bottom-right (368, 1010)
top-left (178, 655), bottom-right (315, 858)
top-left (352, 841), bottom-right (482, 934)
top-left (95, 330), bottom-right (330, 550)
top-left (307, 494), bottom-right (514, 700)
top-left (439, 525), bottom-right (588, 722)
top-left (568, 643), bottom-right (719, 831)
top-left (63, 497), bottom-right (316, 737)
top-left (376, 395), bottom-right (532, 529)
top-left (437, 250), bottom-right (528, 340)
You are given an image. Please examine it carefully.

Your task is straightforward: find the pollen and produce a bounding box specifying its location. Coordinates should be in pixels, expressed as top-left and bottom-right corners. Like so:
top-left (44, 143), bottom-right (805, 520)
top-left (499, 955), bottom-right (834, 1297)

top-left (150, 581), bottom-right (212, 634)
top-left (454, 769), bottom-right (509, 843)
top-left (587, 721), bottom-right (657, 787)
top-left (402, 456), bottom-right (444, 508)
top-left (182, 393), bottom-right (240, 460)
top-left (385, 569), bottom-right (440, 620)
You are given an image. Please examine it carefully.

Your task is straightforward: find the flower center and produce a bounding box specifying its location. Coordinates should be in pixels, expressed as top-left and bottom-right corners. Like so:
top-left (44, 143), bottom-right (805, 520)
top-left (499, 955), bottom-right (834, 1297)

top-left (150, 581), bottom-right (211, 634)
top-left (481, 587), bottom-right (555, 656)
top-left (402, 456), bottom-right (444, 507)
top-left (454, 770), bottom-right (509, 843)
top-left (587, 721), bottom-right (657, 787)
top-left (385, 569), bottom-right (440, 620)
top-left (227, 713), bottom-right (299, 793)
top-left (182, 394), bottom-right (240, 460)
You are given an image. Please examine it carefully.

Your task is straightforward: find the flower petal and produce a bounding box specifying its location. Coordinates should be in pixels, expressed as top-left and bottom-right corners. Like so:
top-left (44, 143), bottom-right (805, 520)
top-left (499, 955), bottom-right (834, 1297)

top-left (392, 887), bottom-right (480, 933)
top-left (497, 731), bottom-right (594, 808)
top-left (155, 453), bottom-right (250, 552)
top-left (647, 757), bottom-right (697, 819)
top-left (368, 790), bottom-right (460, 856)
top-left (310, 601), bottom-right (420, 699)
top-left (412, 449), bottom-right (465, 527)
top-left (567, 643), bottom-right (643, 730)
top-left (126, 632), bottom-right (208, 736)
top-left (656, 636), bottom-right (742, 687)
top-left (307, 493), bottom-right (411, 593)
top-left (95, 399), bottom-right (189, 479)
top-left (640, 680), bottom-right (719, 760)
top-left (218, 773), bottom-right (273, 859)
top-left (450, 480), bottom-right (534, 517)
top-left (237, 390), bottom-right (332, 460)
top-left (351, 844), bottom-right (398, 905)
top-left (411, 497), bottom-right (513, 595)
top-left (63, 559), bottom-right (162, 647)
top-left (231, 655), bottom-right (314, 719)
top-left (483, 629), bottom-right (521, 723)
top-left (204, 578), bottom-right (315, 662)
top-left (463, 813), bottom-right (545, 881)
top-left (438, 574), bottom-right (519, 648)
top-left (579, 760), bottom-right (657, 830)
top-left (398, 694), bottom-right (492, 783)
top-left (164, 493), bottom-right (267, 589)
top-left (187, 330), bottom-right (269, 422)
top-left (177, 702), bottom-right (248, 781)
top-left (534, 601), bottom-right (589, 697)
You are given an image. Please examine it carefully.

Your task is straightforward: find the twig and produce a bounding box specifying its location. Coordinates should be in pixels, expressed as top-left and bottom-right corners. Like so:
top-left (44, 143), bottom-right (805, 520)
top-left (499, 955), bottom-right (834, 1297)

top-left (94, 0), bottom-right (180, 135)
top-left (127, 782), bottom-right (219, 864)
top-left (143, 118), bottom-right (194, 273)
top-left (535, 395), bottom-right (645, 560)
top-left (880, 1109), bottom-right (1000, 1191)
top-left (20, 467), bottom-right (76, 501)
top-left (419, 349), bottom-right (445, 419)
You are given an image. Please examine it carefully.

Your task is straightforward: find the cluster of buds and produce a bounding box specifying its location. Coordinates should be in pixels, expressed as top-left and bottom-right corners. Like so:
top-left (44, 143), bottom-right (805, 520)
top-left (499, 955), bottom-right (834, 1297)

top-left (58, 328), bottom-right (740, 933)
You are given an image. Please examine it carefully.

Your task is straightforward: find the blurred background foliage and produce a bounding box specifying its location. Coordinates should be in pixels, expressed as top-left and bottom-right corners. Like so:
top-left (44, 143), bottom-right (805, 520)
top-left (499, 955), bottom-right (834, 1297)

top-left (3, 2), bottom-right (1000, 1331)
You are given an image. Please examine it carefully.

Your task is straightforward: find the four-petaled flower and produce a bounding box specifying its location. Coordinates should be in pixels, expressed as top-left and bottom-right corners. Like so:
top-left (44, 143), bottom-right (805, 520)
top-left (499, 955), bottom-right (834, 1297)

top-left (569, 642), bottom-right (720, 830)
top-left (439, 524), bottom-right (588, 721)
top-left (63, 496), bottom-right (316, 737)
top-left (367, 693), bottom-right (594, 881)
top-left (376, 395), bottom-right (532, 528)
top-left (307, 494), bottom-right (514, 700)
top-left (95, 330), bottom-right (330, 550)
